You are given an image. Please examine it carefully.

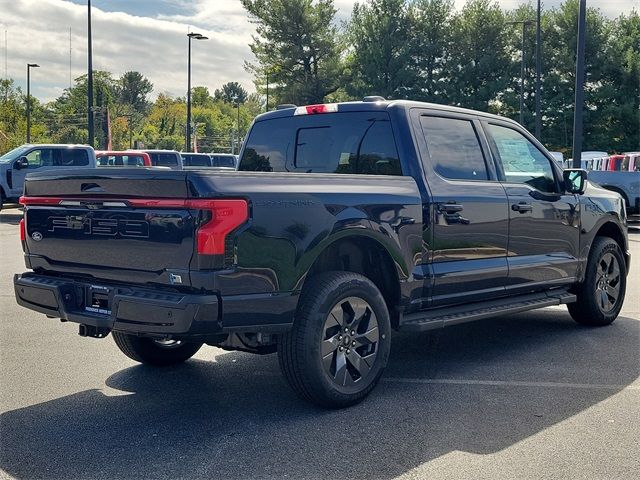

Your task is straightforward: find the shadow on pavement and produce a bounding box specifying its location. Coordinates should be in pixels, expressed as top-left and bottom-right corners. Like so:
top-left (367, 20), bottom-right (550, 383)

top-left (1, 311), bottom-right (638, 479)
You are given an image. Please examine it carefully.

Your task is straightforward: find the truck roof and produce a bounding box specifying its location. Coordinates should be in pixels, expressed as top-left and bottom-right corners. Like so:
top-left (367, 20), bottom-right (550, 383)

top-left (254, 99), bottom-right (518, 126)
top-left (17, 143), bottom-right (94, 149)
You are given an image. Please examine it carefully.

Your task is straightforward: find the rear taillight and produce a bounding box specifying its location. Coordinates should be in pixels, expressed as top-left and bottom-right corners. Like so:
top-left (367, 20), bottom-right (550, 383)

top-left (19, 218), bottom-right (25, 242)
top-left (17, 195), bottom-right (249, 258)
top-left (294, 103), bottom-right (338, 115)
top-left (188, 199), bottom-right (249, 255)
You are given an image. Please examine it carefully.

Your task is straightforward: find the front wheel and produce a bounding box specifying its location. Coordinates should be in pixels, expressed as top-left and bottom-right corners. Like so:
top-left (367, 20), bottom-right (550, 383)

top-left (568, 237), bottom-right (627, 326)
top-left (112, 332), bottom-right (203, 366)
top-left (278, 271), bottom-right (391, 408)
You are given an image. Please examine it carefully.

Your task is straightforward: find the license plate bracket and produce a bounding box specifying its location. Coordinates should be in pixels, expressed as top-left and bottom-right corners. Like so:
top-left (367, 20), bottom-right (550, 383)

top-left (85, 285), bottom-right (112, 315)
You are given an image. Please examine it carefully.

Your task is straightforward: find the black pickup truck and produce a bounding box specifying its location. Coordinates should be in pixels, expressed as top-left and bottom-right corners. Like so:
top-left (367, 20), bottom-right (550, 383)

top-left (14, 99), bottom-right (630, 408)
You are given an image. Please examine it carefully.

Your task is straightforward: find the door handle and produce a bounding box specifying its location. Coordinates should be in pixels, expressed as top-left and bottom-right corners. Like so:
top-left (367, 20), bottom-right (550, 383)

top-left (438, 202), bottom-right (464, 214)
top-left (512, 202), bottom-right (533, 213)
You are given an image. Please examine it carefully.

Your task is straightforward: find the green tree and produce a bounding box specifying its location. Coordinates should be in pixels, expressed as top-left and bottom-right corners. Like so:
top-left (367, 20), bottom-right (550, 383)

top-left (597, 11), bottom-right (640, 152)
top-left (408, 0), bottom-right (455, 103)
top-left (192, 86), bottom-right (214, 107)
top-left (496, 2), bottom-right (539, 131)
top-left (118, 71), bottom-right (153, 115)
top-left (242, 0), bottom-right (345, 105)
top-left (541, 0), bottom-right (611, 152)
top-left (347, 0), bottom-right (413, 99)
top-left (448, 0), bottom-right (511, 111)
top-left (214, 81), bottom-right (249, 104)
top-left (47, 71), bottom-right (118, 146)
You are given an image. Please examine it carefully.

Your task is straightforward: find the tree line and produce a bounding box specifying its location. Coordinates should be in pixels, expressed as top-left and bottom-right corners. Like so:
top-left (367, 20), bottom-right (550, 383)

top-left (0, 72), bottom-right (260, 154)
top-left (244, 0), bottom-right (639, 154)
top-left (1, 0), bottom-right (637, 155)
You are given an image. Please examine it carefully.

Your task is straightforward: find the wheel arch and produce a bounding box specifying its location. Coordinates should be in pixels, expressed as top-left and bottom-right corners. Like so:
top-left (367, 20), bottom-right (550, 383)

top-left (599, 185), bottom-right (630, 208)
top-left (593, 221), bottom-right (629, 271)
top-left (303, 233), bottom-right (402, 328)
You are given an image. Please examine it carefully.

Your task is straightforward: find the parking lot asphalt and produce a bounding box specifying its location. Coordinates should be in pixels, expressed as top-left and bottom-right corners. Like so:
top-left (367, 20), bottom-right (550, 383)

top-left (1, 205), bottom-right (638, 480)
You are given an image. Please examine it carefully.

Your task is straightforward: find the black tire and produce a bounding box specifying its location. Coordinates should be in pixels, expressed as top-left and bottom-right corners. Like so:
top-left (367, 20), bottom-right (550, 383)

top-left (112, 331), bottom-right (203, 366)
top-left (278, 271), bottom-right (391, 408)
top-left (568, 237), bottom-right (627, 326)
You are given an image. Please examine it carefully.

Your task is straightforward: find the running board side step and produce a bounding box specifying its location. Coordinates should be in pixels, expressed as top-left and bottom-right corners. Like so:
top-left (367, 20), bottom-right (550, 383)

top-left (399, 290), bottom-right (576, 332)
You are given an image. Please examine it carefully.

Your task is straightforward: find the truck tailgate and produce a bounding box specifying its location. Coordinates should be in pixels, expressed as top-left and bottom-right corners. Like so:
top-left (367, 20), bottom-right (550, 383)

top-left (21, 169), bottom-right (196, 285)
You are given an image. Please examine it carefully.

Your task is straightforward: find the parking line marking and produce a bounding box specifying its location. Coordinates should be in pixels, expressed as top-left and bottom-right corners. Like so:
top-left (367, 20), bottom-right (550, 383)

top-left (383, 377), bottom-right (640, 391)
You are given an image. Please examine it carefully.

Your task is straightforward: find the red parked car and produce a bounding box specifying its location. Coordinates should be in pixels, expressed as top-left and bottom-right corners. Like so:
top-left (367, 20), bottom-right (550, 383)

top-left (96, 151), bottom-right (152, 167)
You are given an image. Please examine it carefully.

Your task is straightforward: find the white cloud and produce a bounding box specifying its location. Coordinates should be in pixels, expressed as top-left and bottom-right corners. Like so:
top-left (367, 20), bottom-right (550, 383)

top-left (1, 0), bottom-right (257, 102)
top-left (0, 0), bottom-right (636, 103)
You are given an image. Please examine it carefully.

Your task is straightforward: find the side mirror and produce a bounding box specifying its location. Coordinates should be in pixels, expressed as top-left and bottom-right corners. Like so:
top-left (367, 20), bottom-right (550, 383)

top-left (563, 168), bottom-right (587, 195)
top-left (14, 156), bottom-right (29, 170)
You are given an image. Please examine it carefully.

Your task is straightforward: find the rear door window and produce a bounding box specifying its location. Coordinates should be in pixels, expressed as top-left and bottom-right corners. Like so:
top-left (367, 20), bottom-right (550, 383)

top-left (57, 149), bottom-right (89, 166)
top-left (240, 112), bottom-right (401, 175)
top-left (419, 116), bottom-right (489, 181)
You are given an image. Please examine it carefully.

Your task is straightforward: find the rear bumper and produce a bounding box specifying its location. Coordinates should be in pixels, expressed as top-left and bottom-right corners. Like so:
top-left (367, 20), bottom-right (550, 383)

top-left (14, 272), bottom-right (296, 337)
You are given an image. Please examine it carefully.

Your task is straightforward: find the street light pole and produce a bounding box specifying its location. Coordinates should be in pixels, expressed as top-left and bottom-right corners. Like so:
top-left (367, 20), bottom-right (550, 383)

top-left (236, 102), bottom-right (240, 154)
top-left (87, 0), bottom-right (94, 147)
top-left (535, 0), bottom-right (542, 140)
top-left (26, 63), bottom-right (40, 143)
top-left (572, 0), bottom-right (587, 168)
top-left (185, 32), bottom-right (208, 152)
top-left (508, 19), bottom-right (535, 126)
top-left (520, 21), bottom-right (526, 126)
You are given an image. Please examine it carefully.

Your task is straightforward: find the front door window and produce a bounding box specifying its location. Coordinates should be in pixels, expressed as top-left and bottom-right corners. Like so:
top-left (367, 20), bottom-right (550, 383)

top-left (486, 124), bottom-right (557, 193)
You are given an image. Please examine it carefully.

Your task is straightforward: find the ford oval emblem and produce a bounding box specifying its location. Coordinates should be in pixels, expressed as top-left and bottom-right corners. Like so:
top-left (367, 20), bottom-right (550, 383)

top-left (31, 231), bottom-right (43, 242)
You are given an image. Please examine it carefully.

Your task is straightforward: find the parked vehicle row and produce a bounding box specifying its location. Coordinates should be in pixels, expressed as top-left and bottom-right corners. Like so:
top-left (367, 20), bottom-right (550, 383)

top-left (181, 152), bottom-right (238, 169)
top-left (96, 150), bottom-right (238, 170)
top-left (565, 151), bottom-right (640, 215)
top-left (13, 99), bottom-right (630, 408)
top-left (0, 147), bottom-right (241, 209)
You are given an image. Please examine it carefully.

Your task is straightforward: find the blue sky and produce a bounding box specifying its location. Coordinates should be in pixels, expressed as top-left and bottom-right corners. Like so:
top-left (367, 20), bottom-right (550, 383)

top-left (1, 0), bottom-right (637, 103)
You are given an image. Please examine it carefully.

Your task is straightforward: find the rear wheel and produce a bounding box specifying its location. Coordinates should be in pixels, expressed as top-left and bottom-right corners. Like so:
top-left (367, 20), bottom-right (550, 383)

top-left (278, 271), bottom-right (391, 408)
top-left (568, 237), bottom-right (626, 326)
top-left (112, 331), bottom-right (203, 366)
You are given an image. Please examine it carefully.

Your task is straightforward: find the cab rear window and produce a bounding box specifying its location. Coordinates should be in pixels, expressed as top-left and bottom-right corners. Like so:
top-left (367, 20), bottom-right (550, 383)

top-left (97, 155), bottom-right (146, 167)
top-left (239, 112), bottom-right (401, 175)
top-left (150, 153), bottom-right (178, 166)
top-left (182, 154), bottom-right (212, 167)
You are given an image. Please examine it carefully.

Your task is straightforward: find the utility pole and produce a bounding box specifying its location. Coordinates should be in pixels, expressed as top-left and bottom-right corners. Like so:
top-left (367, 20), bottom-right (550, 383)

top-left (3, 29), bottom-right (7, 81)
top-left (572, 0), bottom-right (587, 168)
top-left (535, 0), bottom-right (542, 140)
top-left (508, 19), bottom-right (535, 126)
top-left (266, 71), bottom-right (269, 112)
top-left (87, 0), bottom-right (94, 147)
top-left (3, 30), bottom-right (7, 105)
top-left (69, 27), bottom-right (72, 89)
top-left (26, 63), bottom-right (40, 143)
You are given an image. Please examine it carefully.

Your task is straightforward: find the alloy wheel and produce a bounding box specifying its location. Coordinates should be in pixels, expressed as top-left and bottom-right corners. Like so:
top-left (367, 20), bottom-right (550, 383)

top-left (595, 252), bottom-right (621, 313)
top-left (321, 296), bottom-right (380, 387)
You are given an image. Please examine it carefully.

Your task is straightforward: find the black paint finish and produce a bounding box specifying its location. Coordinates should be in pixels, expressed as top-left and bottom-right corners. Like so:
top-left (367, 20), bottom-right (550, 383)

top-left (15, 101), bottom-right (629, 337)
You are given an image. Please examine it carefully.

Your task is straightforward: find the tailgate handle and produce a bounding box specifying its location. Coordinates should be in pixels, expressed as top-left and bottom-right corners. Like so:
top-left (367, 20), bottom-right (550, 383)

top-left (81, 183), bottom-right (105, 193)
